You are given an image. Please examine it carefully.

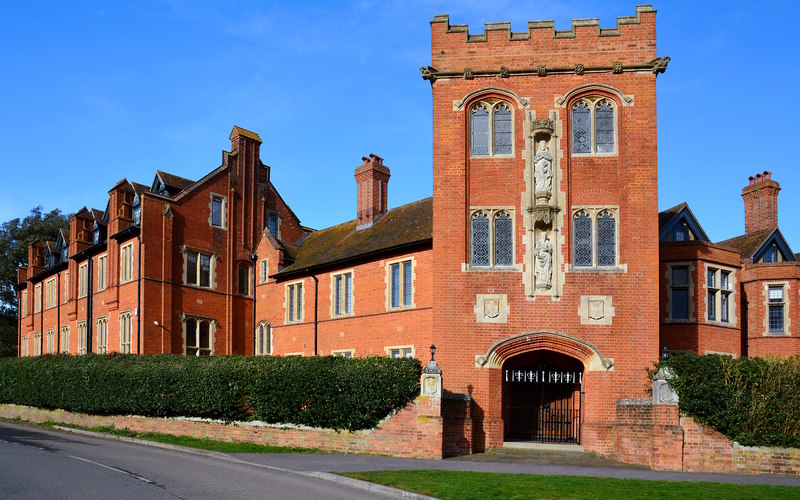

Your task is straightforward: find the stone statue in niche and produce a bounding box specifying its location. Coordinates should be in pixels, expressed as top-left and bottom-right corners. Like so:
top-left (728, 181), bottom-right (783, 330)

top-left (535, 231), bottom-right (553, 288)
top-left (533, 140), bottom-right (552, 198)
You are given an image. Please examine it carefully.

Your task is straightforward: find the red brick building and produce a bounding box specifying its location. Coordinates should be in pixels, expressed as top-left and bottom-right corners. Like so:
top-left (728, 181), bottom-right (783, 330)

top-left (660, 171), bottom-right (800, 359)
top-left (24, 5), bottom-right (799, 456)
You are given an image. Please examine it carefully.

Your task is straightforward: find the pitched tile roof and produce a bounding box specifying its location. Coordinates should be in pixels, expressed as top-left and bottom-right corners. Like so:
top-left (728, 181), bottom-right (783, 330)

top-left (658, 202), bottom-right (686, 232)
top-left (157, 170), bottom-right (195, 195)
top-left (718, 229), bottom-right (773, 259)
top-left (131, 182), bottom-right (149, 197)
top-left (275, 197), bottom-right (432, 278)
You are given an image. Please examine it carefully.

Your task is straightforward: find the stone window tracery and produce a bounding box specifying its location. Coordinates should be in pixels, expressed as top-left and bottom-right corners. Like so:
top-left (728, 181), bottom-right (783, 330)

top-left (572, 208), bottom-right (620, 269)
top-left (470, 209), bottom-right (515, 268)
top-left (570, 97), bottom-right (617, 155)
top-left (470, 100), bottom-right (514, 157)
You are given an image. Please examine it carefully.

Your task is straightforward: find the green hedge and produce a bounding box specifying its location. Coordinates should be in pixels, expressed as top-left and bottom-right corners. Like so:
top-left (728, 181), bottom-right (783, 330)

top-left (0, 354), bottom-right (421, 431)
top-left (660, 353), bottom-right (800, 447)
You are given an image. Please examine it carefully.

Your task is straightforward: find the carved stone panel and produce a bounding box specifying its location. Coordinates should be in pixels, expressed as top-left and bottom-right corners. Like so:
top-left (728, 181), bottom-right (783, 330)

top-left (579, 295), bottom-right (615, 325)
top-left (474, 294), bottom-right (509, 323)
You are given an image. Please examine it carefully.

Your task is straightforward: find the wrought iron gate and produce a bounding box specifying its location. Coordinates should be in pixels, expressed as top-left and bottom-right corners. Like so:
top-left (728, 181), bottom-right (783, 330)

top-left (503, 365), bottom-right (583, 444)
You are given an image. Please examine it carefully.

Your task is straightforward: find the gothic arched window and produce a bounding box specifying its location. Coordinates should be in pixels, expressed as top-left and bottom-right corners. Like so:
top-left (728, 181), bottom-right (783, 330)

top-left (470, 212), bottom-right (490, 266)
top-left (470, 209), bottom-right (514, 268)
top-left (573, 212), bottom-right (593, 267)
top-left (597, 211), bottom-right (616, 267)
top-left (571, 97), bottom-right (617, 155)
top-left (470, 101), bottom-right (513, 157)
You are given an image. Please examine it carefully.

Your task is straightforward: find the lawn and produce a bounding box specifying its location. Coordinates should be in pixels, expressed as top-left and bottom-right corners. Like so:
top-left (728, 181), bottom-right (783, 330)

top-left (340, 470), bottom-right (800, 499)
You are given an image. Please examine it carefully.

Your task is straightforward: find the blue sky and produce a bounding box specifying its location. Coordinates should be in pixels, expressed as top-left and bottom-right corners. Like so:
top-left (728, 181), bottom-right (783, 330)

top-left (1, 1), bottom-right (797, 245)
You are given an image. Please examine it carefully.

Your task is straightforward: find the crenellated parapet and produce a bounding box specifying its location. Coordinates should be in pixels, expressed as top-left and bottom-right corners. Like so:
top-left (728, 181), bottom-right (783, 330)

top-left (426, 5), bottom-right (666, 83)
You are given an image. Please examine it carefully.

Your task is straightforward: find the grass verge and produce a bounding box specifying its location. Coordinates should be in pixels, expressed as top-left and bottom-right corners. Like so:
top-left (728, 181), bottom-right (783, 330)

top-left (339, 470), bottom-right (800, 499)
top-left (40, 421), bottom-right (325, 454)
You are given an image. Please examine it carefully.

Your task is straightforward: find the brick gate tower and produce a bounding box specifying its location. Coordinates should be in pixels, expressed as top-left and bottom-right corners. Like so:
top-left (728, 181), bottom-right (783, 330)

top-left (424, 5), bottom-right (668, 454)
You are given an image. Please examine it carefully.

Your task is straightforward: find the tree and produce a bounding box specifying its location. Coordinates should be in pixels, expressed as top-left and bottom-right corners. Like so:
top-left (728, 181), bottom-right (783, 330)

top-left (0, 207), bottom-right (69, 357)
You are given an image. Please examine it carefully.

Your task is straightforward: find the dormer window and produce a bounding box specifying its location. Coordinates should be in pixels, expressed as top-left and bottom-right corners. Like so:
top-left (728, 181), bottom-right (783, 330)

top-left (763, 244), bottom-right (778, 263)
top-left (93, 225), bottom-right (100, 244)
top-left (132, 197), bottom-right (141, 226)
top-left (60, 245), bottom-right (68, 262)
top-left (45, 250), bottom-right (54, 267)
top-left (673, 223), bottom-right (689, 242)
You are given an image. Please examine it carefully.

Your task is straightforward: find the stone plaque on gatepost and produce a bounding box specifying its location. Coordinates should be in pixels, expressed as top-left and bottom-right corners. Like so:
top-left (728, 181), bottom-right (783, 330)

top-left (421, 344), bottom-right (442, 398)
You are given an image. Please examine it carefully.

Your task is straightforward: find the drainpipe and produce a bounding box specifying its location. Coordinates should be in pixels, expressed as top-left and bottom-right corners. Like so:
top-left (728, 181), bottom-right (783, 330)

top-left (56, 273), bottom-right (61, 353)
top-left (87, 258), bottom-right (93, 353)
top-left (39, 280), bottom-right (44, 355)
top-left (137, 234), bottom-right (141, 354)
top-left (250, 253), bottom-right (257, 356)
top-left (307, 270), bottom-right (319, 356)
top-left (17, 289), bottom-right (21, 358)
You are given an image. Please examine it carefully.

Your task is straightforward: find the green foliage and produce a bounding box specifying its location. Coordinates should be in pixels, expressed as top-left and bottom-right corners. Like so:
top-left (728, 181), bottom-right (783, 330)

top-left (0, 354), bottom-right (421, 431)
top-left (0, 206), bottom-right (69, 357)
top-left (661, 352), bottom-right (800, 447)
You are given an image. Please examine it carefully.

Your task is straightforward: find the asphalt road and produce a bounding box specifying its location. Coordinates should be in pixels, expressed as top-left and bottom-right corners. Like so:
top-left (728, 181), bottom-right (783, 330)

top-left (0, 421), bottom-right (397, 499)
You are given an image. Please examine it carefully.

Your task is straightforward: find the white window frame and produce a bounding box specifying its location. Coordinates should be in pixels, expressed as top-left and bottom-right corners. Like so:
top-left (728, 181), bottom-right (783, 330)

top-left (21, 290), bottom-right (27, 318)
top-left (96, 317), bottom-right (109, 354)
top-left (469, 100), bottom-right (515, 158)
top-left (468, 208), bottom-right (516, 269)
top-left (182, 248), bottom-right (216, 289)
top-left (46, 329), bottom-right (55, 354)
top-left (331, 349), bottom-right (354, 358)
top-left (330, 270), bottom-right (354, 317)
top-left (64, 271), bottom-right (69, 303)
top-left (120, 243), bottom-right (134, 284)
top-left (255, 322), bottom-right (272, 356)
top-left (259, 259), bottom-right (269, 284)
top-left (60, 325), bottom-right (70, 354)
top-left (45, 278), bottom-right (57, 309)
top-left (34, 283), bottom-right (42, 313)
top-left (21, 335), bottom-right (28, 357)
top-left (386, 257), bottom-right (416, 311)
top-left (386, 345), bottom-right (414, 359)
top-left (570, 96), bottom-right (618, 156)
top-left (119, 311), bottom-right (133, 353)
top-left (33, 332), bottom-right (41, 356)
top-left (78, 263), bottom-right (88, 298)
top-left (77, 321), bottom-right (87, 355)
top-left (97, 254), bottom-right (107, 291)
top-left (209, 193), bottom-right (227, 229)
top-left (285, 281), bottom-right (304, 324)
top-left (182, 316), bottom-right (215, 356)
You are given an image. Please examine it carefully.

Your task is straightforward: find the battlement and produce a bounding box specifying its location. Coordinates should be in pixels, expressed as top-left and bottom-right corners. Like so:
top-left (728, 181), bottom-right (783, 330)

top-left (431, 5), bottom-right (655, 42)
top-left (428, 5), bottom-right (660, 80)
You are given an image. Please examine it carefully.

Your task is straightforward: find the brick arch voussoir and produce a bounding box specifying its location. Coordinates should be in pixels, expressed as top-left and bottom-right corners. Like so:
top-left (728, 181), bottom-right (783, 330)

top-left (477, 331), bottom-right (613, 372)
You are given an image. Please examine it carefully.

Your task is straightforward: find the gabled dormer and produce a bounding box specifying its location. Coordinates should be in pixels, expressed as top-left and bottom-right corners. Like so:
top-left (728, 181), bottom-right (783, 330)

top-left (753, 230), bottom-right (795, 264)
top-left (151, 170), bottom-right (194, 198)
top-left (91, 205), bottom-right (108, 245)
top-left (658, 202), bottom-right (710, 242)
top-left (56, 229), bottom-right (69, 263)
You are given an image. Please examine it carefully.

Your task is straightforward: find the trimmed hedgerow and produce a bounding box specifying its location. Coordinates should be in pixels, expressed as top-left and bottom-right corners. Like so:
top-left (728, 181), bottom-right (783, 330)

top-left (660, 352), bottom-right (800, 447)
top-left (0, 354), bottom-right (421, 431)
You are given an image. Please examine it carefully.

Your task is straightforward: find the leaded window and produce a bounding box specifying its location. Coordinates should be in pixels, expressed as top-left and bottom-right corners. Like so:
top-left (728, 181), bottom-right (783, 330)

top-left (256, 322), bottom-right (271, 355)
top-left (470, 210), bottom-right (514, 268)
top-left (571, 98), bottom-right (616, 155)
top-left (287, 282), bottom-right (303, 322)
top-left (597, 212), bottom-right (616, 266)
top-left (211, 195), bottom-right (224, 227)
top-left (573, 212), bottom-right (592, 267)
top-left (470, 101), bottom-right (513, 157)
top-left (494, 212), bottom-right (513, 266)
top-left (267, 212), bottom-right (279, 238)
top-left (493, 105), bottom-right (512, 155)
top-left (333, 272), bottom-right (353, 316)
top-left (471, 213), bottom-right (490, 266)
top-left (571, 103), bottom-right (591, 154)
top-left (768, 285), bottom-right (785, 333)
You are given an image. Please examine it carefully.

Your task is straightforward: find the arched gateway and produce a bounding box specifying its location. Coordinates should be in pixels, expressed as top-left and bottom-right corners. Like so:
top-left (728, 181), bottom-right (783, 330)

top-left (477, 331), bottom-right (613, 444)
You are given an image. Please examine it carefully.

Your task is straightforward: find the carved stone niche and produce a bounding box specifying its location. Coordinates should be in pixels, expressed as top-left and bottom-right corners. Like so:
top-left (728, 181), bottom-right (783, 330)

top-left (529, 205), bottom-right (560, 228)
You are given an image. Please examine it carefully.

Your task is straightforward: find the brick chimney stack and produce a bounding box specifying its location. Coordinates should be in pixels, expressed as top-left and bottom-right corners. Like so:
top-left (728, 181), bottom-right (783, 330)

top-left (742, 171), bottom-right (780, 234)
top-left (355, 154), bottom-right (390, 230)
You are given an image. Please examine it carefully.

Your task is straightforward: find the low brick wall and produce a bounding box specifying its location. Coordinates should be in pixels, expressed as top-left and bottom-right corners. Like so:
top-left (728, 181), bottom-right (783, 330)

top-left (0, 395), bottom-right (443, 459)
top-left (615, 399), bottom-right (800, 476)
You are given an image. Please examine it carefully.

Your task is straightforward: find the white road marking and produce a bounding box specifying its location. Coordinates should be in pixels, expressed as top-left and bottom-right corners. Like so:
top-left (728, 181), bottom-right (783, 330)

top-left (67, 455), bottom-right (154, 484)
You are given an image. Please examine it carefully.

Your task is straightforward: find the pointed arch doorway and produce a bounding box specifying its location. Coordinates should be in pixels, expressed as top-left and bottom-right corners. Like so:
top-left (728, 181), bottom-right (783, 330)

top-left (502, 350), bottom-right (583, 443)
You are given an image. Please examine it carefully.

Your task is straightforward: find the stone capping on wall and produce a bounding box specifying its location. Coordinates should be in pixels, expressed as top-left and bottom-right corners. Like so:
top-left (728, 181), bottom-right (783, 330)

top-left (430, 5), bottom-right (656, 41)
top-left (0, 395), bottom-right (444, 460)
